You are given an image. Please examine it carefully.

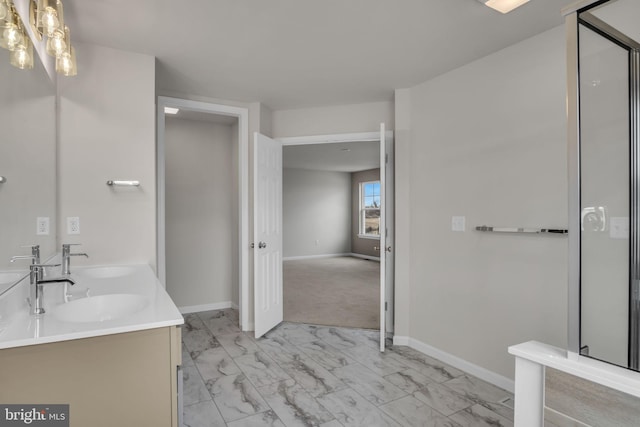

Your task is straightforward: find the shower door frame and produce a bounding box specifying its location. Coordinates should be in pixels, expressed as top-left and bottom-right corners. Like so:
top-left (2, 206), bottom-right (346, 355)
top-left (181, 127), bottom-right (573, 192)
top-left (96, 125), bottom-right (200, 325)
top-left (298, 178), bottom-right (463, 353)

top-left (566, 0), bottom-right (640, 369)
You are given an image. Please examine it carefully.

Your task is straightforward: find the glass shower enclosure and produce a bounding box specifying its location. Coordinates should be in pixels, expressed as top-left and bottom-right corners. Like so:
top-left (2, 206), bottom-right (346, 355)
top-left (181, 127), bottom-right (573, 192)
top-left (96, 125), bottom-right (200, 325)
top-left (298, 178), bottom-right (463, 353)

top-left (573, 0), bottom-right (640, 371)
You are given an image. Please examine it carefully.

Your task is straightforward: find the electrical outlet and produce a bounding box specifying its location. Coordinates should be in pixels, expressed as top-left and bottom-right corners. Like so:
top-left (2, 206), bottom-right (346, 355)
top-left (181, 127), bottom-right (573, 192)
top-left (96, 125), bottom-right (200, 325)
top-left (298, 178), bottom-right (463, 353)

top-left (36, 217), bottom-right (49, 235)
top-left (67, 217), bottom-right (80, 235)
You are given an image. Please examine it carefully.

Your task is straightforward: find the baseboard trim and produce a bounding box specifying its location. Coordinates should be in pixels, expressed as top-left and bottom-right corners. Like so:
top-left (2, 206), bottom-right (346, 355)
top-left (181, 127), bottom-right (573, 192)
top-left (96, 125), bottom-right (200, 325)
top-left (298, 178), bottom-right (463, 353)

top-left (283, 253), bottom-right (351, 261)
top-left (231, 302), bottom-right (239, 310)
top-left (179, 301), bottom-right (233, 314)
top-left (393, 335), bottom-right (410, 346)
top-left (393, 335), bottom-right (514, 393)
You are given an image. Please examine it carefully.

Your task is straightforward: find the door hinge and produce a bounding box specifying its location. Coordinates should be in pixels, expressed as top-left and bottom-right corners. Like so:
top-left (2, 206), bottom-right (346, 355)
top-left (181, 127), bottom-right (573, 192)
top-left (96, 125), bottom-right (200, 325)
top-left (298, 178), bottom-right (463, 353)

top-left (385, 154), bottom-right (388, 164)
top-left (385, 302), bottom-right (388, 311)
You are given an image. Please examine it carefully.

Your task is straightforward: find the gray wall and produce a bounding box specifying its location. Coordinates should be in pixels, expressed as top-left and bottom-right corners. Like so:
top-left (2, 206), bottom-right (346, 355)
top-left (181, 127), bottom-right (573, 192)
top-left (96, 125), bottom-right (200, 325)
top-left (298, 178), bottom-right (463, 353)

top-left (58, 43), bottom-right (157, 268)
top-left (283, 168), bottom-right (351, 258)
top-left (164, 117), bottom-right (237, 308)
top-left (395, 25), bottom-right (568, 380)
top-left (351, 169), bottom-right (381, 258)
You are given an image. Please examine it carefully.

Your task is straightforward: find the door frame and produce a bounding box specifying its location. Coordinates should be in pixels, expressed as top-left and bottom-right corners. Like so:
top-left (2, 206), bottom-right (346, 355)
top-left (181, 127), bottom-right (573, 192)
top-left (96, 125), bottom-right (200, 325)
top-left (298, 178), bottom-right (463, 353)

top-left (277, 130), bottom-right (395, 337)
top-left (156, 96), bottom-right (251, 329)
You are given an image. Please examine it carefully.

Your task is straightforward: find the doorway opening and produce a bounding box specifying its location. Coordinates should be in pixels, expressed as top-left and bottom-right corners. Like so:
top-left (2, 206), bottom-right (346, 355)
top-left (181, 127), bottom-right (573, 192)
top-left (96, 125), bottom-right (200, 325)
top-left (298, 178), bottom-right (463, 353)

top-left (282, 140), bottom-right (381, 329)
top-left (275, 129), bottom-right (395, 348)
top-left (156, 97), bottom-right (249, 329)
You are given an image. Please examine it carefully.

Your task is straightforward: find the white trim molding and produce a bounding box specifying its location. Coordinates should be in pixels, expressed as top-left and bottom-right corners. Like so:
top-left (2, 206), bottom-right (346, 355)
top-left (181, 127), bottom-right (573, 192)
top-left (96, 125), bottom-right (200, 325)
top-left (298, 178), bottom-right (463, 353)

top-left (394, 336), bottom-right (514, 393)
top-left (179, 301), bottom-right (233, 314)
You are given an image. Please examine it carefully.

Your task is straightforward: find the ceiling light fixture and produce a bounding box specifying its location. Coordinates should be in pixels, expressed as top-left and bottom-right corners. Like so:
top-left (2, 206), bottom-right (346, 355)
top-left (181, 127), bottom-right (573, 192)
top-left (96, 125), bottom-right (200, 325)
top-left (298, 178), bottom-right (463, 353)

top-left (477, 0), bottom-right (530, 14)
top-left (164, 107), bottom-right (180, 115)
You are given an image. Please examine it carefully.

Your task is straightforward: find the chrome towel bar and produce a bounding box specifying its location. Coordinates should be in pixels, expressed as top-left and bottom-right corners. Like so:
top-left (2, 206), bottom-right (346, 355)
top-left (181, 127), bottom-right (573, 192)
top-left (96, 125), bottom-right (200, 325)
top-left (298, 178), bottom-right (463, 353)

top-left (475, 225), bottom-right (568, 235)
top-left (106, 180), bottom-right (140, 187)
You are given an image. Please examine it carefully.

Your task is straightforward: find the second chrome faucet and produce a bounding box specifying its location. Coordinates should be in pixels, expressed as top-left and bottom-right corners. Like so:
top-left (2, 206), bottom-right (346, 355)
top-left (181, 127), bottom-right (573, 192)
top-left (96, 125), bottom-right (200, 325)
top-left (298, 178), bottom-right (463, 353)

top-left (61, 243), bottom-right (89, 275)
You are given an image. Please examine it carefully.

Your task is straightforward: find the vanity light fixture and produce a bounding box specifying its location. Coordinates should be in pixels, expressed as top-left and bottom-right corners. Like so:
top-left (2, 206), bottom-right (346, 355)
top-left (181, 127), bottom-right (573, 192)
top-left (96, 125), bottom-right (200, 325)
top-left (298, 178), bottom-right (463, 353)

top-left (0, 0), bottom-right (33, 69)
top-left (477, 0), bottom-right (530, 14)
top-left (164, 107), bottom-right (180, 115)
top-left (29, 0), bottom-right (77, 76)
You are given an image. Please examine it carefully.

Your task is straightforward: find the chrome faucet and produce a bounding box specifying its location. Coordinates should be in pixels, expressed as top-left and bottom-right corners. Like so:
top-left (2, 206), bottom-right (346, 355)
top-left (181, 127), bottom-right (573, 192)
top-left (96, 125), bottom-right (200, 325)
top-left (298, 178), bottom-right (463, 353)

top-left (9, 244), bottom-right (40, 265)
top-left (28, 264), bottom-right (75, 315)
top-left (62, 243), bottom-right (89, 275)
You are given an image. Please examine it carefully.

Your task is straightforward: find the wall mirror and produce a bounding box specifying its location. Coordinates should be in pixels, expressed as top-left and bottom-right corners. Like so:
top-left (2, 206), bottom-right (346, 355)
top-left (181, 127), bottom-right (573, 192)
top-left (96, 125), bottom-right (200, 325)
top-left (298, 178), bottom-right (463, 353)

top-left (577, 0), bottom-right (640, 370)
top-left (0, 11), bottom-right (57, 291)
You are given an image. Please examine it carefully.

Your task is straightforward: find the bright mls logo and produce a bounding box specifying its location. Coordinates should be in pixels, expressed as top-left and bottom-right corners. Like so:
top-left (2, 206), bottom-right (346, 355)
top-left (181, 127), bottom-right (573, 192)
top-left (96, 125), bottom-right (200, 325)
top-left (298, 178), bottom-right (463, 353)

top-left (0, 405), bottom-right (69, 426)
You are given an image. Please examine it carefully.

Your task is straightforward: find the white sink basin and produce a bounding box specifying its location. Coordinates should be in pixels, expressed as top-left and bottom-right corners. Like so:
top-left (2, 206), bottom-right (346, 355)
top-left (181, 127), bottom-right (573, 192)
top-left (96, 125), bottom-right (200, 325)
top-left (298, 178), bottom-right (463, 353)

top-left (52, 294), bottom-right (148, 323)
top-left (75, 266), bottom-right (136, 279)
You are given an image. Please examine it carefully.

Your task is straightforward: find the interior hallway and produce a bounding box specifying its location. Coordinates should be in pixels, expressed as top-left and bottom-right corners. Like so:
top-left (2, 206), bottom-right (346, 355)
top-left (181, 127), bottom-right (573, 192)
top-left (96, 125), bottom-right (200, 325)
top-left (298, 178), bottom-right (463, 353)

top-left (181, 309), bottom-right (515, 427)
top-left (283, 256), bottom-right (379, 329)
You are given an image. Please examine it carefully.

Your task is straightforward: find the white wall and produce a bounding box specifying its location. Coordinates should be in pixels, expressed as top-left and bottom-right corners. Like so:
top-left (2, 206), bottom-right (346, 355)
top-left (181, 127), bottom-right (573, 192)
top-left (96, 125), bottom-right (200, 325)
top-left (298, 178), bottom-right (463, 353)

top-left (283, 168), bottom-right (351, 258)
top-left (272, 101), bottom-right (394, 138)
top-left (398, 25), bottom-right (568, 380)
top-left (58, 43), bottom-right (156, 269)
top-left (165, 117), bottom-right (236, 308)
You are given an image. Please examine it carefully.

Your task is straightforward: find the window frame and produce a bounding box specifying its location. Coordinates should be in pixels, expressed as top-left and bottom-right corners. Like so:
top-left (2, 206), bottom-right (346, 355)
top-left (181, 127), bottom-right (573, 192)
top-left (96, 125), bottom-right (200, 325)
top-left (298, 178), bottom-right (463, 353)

top-left (358, 180), bottom-right (381, 240)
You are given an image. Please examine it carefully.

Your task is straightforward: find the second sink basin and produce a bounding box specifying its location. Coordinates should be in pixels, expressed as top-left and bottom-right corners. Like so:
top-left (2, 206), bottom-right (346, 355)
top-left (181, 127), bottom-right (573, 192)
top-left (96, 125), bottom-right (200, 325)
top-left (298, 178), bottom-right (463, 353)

top-left (52, 294), bottom-right (148, 323)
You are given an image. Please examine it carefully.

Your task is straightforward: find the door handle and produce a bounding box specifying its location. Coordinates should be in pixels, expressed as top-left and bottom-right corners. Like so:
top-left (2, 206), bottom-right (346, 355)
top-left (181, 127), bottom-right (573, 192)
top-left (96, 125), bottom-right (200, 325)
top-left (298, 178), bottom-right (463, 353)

top-left (258, 242), bottom-right (267, 249)
top-left (374, 246), bottom-right (380, 252)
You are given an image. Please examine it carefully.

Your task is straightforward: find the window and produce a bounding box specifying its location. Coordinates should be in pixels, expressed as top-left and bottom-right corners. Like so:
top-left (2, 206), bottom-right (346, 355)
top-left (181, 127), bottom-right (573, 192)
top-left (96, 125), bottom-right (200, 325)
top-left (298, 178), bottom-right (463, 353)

top-left (360, 181), bottom-right (380, 238)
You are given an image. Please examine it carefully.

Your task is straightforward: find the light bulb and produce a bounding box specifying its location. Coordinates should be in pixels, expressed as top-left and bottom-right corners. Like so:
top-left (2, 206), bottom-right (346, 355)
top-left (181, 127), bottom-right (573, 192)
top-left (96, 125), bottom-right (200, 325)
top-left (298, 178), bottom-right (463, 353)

top-left (56, 46), bottom-right (76, 76)
top-left (10, 37), bottom-right (33, 69)
top-left (2, 24), bottom-right (23, 50)
top-left (46, 29), bottom-right (66, 57)
top-left (42, 6), bottom-right (59, 35)
top-left (14, 47), bottom-right (29, 67)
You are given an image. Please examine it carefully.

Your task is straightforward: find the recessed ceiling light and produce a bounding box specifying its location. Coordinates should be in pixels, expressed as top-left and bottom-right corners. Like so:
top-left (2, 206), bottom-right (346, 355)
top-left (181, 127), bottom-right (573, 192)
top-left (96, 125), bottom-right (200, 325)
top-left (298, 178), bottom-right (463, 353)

top-left (477, 0), bottom-right (530, 14)
top-left (164, 107), bottom-right (180, 115)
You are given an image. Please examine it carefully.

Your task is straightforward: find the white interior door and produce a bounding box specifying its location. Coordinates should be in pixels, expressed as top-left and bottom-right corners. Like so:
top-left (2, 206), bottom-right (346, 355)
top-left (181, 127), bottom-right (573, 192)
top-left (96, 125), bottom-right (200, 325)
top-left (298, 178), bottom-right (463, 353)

top-left (385, 132), bottom-right (395, 341)
top-left (379, 123), bottom-right (387, 351)
top-left (254, 132), bottom-right (283, 338)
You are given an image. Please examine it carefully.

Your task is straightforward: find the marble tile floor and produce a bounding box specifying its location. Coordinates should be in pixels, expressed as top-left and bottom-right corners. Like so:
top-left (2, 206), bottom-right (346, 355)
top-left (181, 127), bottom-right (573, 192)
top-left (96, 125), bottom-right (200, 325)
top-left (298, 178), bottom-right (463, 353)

top-left (181, 309), bottom-right (515, 427)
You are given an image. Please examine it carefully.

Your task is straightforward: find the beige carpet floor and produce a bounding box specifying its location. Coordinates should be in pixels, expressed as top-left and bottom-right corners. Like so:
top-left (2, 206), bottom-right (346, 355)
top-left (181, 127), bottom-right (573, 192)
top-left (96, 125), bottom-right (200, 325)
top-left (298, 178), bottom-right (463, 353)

top-left (283, 256), bottom-right (380, 329)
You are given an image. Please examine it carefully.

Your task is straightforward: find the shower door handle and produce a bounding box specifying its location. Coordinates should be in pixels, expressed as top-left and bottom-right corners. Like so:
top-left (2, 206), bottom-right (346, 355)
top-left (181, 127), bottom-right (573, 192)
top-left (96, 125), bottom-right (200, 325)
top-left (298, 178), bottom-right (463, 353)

top-left (258, 242), bottom-right (267, 249)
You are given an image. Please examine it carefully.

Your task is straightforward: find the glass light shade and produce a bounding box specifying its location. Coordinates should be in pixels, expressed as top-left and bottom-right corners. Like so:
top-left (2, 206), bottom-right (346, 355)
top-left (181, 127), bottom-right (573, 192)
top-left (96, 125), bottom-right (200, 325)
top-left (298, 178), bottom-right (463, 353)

top-left (10, 36), bottom-right (33, 69)
top-left (0, 1), bottom-right (8, 21)
top-left (0, 22), bottom-right (23, 50)
top-left (56, 45), bottom-right (76, 76)
top-left (45, 25), bottom-right (67, 57)
top-left (36, 0), bottom-right (63, 37)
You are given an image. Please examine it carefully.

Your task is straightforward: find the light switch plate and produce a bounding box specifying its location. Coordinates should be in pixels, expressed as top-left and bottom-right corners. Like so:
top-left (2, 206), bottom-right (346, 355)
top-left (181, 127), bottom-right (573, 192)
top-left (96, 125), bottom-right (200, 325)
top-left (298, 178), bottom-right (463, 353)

top-left (452, 216), bottom-right (466, 232)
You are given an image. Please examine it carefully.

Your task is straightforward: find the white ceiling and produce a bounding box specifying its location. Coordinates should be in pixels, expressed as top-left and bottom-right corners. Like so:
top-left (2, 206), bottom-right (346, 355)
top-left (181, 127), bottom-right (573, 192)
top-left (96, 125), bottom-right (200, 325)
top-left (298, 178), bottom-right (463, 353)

top-left (63, 0), bottom-right (567, 110)
top-left (284, 141), bottom-right (380, 172)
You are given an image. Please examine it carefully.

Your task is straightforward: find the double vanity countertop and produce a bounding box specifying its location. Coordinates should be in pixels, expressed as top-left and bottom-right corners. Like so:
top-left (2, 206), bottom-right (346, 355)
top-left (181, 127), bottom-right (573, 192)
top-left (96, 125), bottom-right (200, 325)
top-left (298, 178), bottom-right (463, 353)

top-left (0, 264), bottom-right (184, 350)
